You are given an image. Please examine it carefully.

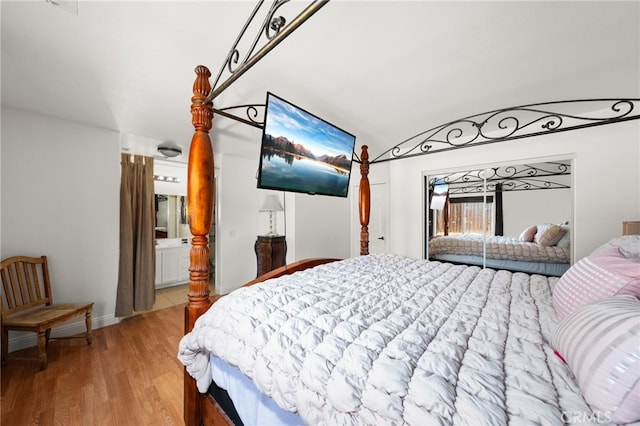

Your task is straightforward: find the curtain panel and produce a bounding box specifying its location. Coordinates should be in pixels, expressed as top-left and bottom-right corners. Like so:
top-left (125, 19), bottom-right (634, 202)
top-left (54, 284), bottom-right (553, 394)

top-left (116, 154), bottom-right (155, 317)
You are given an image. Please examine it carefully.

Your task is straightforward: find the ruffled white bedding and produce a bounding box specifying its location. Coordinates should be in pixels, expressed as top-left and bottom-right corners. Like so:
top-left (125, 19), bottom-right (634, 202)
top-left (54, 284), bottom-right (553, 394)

top-left (178, 254), bottom-right (593, 425)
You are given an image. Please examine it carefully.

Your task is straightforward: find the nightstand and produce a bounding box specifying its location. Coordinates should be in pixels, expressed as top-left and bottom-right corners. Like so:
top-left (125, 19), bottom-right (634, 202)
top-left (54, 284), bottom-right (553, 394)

top-left (254, 235), bottom-right (287, 277)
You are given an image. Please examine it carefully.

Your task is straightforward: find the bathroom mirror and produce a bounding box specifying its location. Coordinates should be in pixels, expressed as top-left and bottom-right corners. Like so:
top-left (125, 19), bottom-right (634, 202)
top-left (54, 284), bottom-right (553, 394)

top-left (155, 194), bottom-right (189, 239)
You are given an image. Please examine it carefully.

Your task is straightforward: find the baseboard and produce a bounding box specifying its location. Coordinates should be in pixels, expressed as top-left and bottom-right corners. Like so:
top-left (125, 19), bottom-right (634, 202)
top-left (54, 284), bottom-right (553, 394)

top-left (6, 313), bottom-right (121, 353)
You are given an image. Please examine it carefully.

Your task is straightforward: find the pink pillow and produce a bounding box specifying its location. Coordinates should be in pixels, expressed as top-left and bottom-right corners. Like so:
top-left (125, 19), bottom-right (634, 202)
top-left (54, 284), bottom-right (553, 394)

top-left (518, 225), bottom-right (537, 242)
top-left (552, 295), bottom-right (640, 424)
top-left (553, 247), bottom-right (640, 319)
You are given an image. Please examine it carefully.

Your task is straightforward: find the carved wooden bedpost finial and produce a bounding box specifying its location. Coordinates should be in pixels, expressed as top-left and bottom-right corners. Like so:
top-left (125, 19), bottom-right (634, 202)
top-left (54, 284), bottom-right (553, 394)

top-left (186, 65), bottom-right (214, 333)
top-left (185, 65), bottom-right (215, 426)
top-left (192, 65), bottom-right (212, 104)
top-left (359, 145), bottom-right (370, 255)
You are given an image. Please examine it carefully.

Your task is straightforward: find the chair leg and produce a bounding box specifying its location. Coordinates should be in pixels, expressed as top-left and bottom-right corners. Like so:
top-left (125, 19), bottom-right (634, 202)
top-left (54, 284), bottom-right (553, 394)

top-left (1, 326), bottom-right (8, 366)
top-left (85, 308), bottom-right (93, 345)
top-left (37, 331), bottom-right (47, 370)
top-left (45, 328), bottom-right (51, 348)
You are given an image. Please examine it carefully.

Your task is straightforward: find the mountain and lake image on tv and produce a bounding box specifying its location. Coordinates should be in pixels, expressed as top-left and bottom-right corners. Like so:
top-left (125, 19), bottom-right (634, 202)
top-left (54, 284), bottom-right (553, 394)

top-left (257, 92), bottom-right (357, 198)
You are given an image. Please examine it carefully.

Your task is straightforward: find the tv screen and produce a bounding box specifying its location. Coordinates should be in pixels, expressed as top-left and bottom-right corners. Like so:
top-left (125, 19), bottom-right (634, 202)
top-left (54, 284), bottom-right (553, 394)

top-left (257, 92), bottom-right (357, 198)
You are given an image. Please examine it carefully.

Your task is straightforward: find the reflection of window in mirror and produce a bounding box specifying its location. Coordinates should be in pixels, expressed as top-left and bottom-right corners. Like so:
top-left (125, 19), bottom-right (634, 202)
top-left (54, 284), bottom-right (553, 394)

top-left (430, 180), bottom-right (448, 211)
top-left (434, 196), bottom-right (494, 236)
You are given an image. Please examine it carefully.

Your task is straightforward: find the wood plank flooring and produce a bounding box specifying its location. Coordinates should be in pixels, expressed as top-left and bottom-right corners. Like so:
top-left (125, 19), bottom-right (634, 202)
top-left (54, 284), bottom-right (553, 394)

top-left (1, 293), bottom-right (188, 425)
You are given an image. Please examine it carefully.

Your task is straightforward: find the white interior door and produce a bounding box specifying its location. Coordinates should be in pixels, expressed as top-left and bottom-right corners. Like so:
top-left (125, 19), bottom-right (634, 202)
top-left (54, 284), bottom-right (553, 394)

top-left (351, 182), bottom-right (388, 256)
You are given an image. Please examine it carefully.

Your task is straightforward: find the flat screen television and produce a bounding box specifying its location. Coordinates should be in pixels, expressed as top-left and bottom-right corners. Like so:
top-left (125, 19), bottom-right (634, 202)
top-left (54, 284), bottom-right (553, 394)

top-left (257, 92), bottom-right (357, 198)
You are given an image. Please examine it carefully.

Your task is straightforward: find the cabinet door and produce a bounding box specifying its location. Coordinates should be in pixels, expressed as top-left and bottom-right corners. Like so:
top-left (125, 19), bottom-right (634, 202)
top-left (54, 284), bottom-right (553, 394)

top-left (155, 252), bottom-right (163, 286)
top-left (162, 250), bottom-right (180, 283)
top-left (178, 247), bottom-right (190, 282)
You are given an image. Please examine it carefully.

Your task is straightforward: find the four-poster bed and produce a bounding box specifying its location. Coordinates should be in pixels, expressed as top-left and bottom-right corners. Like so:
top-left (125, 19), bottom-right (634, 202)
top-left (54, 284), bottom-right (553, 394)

top-left (179, 2), bottom-right (640, 425)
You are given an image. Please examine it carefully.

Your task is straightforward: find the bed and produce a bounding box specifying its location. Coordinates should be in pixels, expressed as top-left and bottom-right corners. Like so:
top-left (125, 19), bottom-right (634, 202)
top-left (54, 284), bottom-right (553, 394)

top-left (179, 254), bottom-right (580, 425)
top-left (177, 2), bottom-right (640, 425)
top-left (179, 243), bottom-right (640, 425)
top-left (428, 231), bottom-right (570, 277)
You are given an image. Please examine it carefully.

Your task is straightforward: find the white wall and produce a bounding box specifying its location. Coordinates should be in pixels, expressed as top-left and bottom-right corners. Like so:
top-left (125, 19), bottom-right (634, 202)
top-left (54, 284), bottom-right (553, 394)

top-left (292, 191), bottom-right (351, 260)
top-left (215, 152), bottom-right (353, 294)
top-left (1, 107), bottom-right (121, 349)
top-left (502, 188), bottom-right (572, 237)
top-left (0, 107), bottom-right (353, 344)
top-left (349, 158), bottom-right (390, 257)
top-left (383, 120), bottom-right (640, 262)
top-left (215, 154), bottom-right (263, 294)
top-left (4, 106), bottom-right (636, 351)
top-left (153, 159), bottom-right (188, 196)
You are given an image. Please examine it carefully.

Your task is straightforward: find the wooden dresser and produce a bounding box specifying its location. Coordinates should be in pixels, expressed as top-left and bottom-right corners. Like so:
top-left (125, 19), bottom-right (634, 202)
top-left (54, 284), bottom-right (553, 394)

top-left (254, 235), bottom-right (287, 277)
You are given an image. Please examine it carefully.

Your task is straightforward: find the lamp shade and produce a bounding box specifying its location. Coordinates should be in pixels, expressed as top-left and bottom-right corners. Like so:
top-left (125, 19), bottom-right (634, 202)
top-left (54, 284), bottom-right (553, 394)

top-left (259, 194), bottom-right (284, 212)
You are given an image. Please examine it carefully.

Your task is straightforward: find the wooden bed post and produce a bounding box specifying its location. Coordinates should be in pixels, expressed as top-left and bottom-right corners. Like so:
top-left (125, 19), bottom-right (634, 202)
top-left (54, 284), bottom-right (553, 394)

top-left (185, 65), bottom-right (215, 426)
top-left (359, 145), bottom-right (370, 255)
top-left (443, 195), bottom-right (450, 236)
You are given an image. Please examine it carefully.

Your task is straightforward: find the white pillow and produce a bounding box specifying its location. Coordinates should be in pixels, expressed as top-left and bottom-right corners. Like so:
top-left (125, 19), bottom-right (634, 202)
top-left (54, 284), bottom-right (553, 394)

top-left (552, 295), bottom-right (640, 424)
top-left (556, 223), bottom-right (570, 247)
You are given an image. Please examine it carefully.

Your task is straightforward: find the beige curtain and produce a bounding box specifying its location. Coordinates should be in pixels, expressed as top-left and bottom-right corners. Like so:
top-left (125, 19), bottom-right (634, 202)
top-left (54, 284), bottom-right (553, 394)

top-left (116, 154), bottom-right (155, 316)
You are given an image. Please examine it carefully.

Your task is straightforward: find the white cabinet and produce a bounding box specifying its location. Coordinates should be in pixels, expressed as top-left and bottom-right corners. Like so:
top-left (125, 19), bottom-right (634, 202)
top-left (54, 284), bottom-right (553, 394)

top-left (155, 245), bottom-right (190, 288)
top-left (178, 249), bottom-right (190, 282)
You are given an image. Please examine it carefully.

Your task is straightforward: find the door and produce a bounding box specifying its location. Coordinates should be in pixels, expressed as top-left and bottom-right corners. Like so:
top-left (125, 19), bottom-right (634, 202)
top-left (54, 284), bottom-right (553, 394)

top-left (351, 182), bottom-right (388, 256)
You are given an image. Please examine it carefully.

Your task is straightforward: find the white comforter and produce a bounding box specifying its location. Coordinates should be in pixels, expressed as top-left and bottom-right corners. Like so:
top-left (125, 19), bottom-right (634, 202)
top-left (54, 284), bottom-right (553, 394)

top-left (178, 254), bottom-right (592, 425)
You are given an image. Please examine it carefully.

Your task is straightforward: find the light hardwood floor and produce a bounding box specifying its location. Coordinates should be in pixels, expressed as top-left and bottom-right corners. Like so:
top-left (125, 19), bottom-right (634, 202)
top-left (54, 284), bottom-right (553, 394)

top-left (142, 283), bottom-right (193, 314)
top-left (1, 284), bottom-right (198, 425)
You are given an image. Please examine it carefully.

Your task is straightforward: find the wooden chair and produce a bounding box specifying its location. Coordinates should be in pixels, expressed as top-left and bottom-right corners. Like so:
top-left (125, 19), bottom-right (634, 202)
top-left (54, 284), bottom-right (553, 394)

top-left (0, 255), bottom-right (93, 370)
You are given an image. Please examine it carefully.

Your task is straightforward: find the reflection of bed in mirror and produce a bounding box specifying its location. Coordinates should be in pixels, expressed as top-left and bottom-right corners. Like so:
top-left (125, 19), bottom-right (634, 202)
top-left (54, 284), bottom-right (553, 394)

top-left (426, 162), bottom-right (572, 276)
top-left (428, 232), bottom-right (571, 276)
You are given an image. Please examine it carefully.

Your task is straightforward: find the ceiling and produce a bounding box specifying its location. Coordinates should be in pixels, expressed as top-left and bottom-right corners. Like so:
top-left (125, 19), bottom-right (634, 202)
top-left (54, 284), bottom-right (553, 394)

top-left (2, 1), bottom-right (639, 164)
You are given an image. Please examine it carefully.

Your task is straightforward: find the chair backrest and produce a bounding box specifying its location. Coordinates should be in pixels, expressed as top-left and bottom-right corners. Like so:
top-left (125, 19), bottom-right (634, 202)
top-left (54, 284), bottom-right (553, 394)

top-left (0, 255), bottom-right (53, 320)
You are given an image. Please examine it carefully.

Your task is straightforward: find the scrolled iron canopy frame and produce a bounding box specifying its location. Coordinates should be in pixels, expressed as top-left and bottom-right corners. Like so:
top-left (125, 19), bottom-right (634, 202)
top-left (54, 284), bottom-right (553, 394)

top-left (199, 3), bottom-right (639, 169)
top-left (365, 98), bottom-right (640, 164)
top-left (205, 0), bottom-right (330, 105)
top-left (429, 162), bottom-right (572, 195)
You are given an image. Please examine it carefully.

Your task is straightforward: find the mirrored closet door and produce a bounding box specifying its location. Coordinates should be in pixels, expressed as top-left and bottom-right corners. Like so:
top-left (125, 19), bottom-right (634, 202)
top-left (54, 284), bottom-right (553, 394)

top-left (424, 159), bottom-right (573, 276)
